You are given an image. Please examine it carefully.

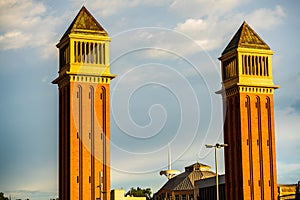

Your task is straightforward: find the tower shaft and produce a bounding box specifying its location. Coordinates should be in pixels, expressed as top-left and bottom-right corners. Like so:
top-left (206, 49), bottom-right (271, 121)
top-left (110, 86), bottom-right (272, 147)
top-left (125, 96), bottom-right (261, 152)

top-left (219, 22), bottom-right (278, 200)
top-left (53, 7), bottom-right (115, 200)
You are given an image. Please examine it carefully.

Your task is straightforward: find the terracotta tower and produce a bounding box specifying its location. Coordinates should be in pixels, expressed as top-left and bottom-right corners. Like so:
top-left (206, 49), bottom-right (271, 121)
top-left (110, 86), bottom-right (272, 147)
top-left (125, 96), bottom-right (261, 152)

top-left (53, 7), bottom-right (115, 200)
top-left (218, 22), bottom-right (278, 200)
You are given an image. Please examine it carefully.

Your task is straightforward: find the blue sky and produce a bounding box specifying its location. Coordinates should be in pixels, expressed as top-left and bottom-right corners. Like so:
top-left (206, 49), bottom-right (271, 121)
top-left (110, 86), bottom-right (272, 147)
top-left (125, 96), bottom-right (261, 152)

top-left (0, 0), bottom-right (300, 199)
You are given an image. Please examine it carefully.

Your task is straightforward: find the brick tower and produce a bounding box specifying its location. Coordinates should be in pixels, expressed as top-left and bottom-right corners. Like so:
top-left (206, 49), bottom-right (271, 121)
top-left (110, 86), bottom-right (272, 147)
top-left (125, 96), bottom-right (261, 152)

top-left (219, 22), bottom-right (278, 200)
top-left (53, 7), bottom-right (115, 200)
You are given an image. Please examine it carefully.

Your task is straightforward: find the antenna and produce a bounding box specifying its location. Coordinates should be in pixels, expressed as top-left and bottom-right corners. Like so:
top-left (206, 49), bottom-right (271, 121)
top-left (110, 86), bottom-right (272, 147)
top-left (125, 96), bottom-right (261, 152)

top-left (159, 143), bottom-right (180, 179)
top-left (168, 143), bottom-right (171, 170)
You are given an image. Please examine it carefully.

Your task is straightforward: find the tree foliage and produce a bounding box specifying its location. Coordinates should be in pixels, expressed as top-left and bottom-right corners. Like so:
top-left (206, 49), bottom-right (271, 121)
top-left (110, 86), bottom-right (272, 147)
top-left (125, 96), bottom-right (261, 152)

top-left (0, 192), bottom-right (9, 200)
top-left (125, 187), bottom-right (152, 200)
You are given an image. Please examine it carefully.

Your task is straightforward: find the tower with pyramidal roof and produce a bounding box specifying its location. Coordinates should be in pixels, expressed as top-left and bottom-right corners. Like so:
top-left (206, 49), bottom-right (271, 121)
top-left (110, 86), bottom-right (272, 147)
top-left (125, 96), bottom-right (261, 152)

top-left (218, 22), bottom-right (278, 200)
top-left (53, 6), bottom-right (115, 200)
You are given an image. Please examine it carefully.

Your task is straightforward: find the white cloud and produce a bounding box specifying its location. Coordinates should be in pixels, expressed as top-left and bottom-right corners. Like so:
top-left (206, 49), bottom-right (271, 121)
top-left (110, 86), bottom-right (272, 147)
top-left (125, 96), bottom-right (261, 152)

top-left (172, 5), bottom-right (286, 51)
top-left (83, 0), bottom-right (171, 17)
top-left (175, 19), bottom-right (208, 37)
top-left (0, 31), bottom-right (30, 50)
top-left (109, 4), bottom-right (286, 56)
top-left (110, 28), bottom-right (204, 64)
top-left (0, 0), bottom-right (63, 58)
top-left (0, 0), bottom-right (46, 31)
top-left (174, 17), bottom-right (228, 51)
top-left (170, 0), bottom-right (250, 18)
top-left (0, 0), bottom-right (286, 60)
top-left (245, 5), bottom-right (286, 30)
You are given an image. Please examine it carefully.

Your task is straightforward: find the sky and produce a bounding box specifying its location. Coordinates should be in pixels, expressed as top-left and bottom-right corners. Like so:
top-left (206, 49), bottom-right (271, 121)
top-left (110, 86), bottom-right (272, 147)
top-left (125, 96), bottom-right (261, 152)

top-left (0, 0), bottom-right (300, 199)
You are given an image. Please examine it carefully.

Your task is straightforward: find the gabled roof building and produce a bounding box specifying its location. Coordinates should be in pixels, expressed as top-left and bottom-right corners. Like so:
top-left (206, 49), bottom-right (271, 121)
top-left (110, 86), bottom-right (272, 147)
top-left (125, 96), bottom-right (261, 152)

top-left (195, 175), bottom-right (225, 200)
top-left (154, 163), bottom-right (216, 200)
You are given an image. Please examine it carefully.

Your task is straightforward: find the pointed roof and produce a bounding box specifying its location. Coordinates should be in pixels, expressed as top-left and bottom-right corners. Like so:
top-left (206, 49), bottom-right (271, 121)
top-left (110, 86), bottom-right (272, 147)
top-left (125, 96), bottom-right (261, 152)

top-left (222, 21), bottom-right (270, 55)
top-left (61, 6), bottom-right (108, 40)
top-left (185, 162), bottom-right (211, 172)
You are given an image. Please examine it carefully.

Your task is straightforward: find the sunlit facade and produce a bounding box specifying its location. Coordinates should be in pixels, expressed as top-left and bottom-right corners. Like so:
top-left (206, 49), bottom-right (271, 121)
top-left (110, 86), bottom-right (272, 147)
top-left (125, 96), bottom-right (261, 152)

top-left (218, 22), bottom-right (278, 200)
top-left (53, 6), bottom-right (115, 200)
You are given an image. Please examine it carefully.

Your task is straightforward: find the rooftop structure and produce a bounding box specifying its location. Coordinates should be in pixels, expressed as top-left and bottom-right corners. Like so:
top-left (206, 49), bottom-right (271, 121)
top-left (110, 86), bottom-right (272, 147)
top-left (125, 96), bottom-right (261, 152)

top-left (154, 162), bottom-right (216, 200)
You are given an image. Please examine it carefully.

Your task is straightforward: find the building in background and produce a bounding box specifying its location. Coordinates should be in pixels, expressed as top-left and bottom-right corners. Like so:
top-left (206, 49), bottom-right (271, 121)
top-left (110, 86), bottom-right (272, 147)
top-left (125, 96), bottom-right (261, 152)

top-left (154, 163), bottom-right (216, 200)
top-left (195, 177), bottom-right (300, 200)
top-left (278, 181), bottom-right (300, 200)
top-left (194, 175), bottom-right (225, 200)
top-left (53, 6), bottom-right (115, 200)
top-left (218, 21), bottom-right (279, 199)
top-left (111, 189), bottom-right (146, 200)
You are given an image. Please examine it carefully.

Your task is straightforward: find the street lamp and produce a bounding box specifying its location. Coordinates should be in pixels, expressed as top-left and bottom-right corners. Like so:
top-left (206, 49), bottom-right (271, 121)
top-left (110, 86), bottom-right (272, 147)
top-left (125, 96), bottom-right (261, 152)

top-left (205, 143), bottom-right (228, 200)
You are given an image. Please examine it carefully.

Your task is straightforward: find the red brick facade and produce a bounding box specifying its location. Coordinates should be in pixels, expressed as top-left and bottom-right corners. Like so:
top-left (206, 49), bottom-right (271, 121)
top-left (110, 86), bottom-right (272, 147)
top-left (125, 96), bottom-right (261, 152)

top-left (53, 6), bottom-right (113, 200)
top-left (223, 91), bottom-right (277, 199)
top-left (219, 22), bottom-right (278, 200)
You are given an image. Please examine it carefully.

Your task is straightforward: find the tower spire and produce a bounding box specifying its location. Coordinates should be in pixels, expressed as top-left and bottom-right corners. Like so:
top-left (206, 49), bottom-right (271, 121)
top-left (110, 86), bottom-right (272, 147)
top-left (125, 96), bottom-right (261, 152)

top-left (60, 6), bottom-right (108, 40)
top-left (222, 21), bottom-right (270, 55)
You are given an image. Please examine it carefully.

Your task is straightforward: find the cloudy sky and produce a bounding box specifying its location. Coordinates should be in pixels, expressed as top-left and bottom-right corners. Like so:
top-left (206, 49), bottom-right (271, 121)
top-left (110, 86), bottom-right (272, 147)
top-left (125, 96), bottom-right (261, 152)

top-left (0, 0), bottom-right (299, 199)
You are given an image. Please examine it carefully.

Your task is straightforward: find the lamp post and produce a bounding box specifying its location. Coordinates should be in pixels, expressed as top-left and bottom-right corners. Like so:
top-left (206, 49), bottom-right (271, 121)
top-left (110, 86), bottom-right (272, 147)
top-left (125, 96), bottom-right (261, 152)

top-left (205, 143), bottom-right (228, 200)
